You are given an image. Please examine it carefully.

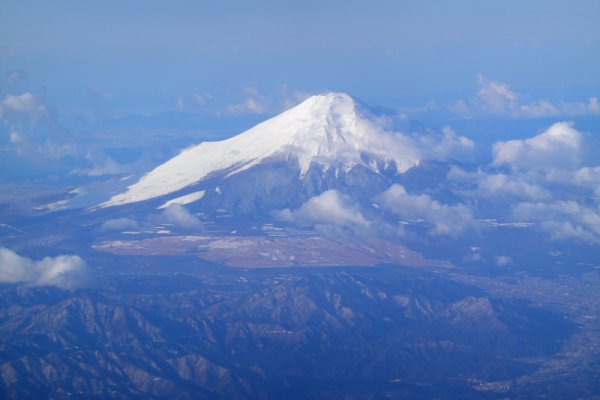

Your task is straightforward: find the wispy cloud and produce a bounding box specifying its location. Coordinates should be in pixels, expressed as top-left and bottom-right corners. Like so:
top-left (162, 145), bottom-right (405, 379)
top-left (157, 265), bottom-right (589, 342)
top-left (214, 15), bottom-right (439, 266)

top-left (0, 92), bottom-right (47, 119)
top-left (70, 152), bottom-right (129, 177)
top-left (495, 255), bottom-right (513, 267)
top-left (2, 69), bottom-right (28, 90)
top-left (86, 86), bottom-right (114, 122)
top-left (451, 74), bottom-right (599, 118)
top-left (476, 74), bottom-right (518, 115)
top-left (278, 85), bottom-right (312, 110)
top-left (0, 91), bottom-right (75, 159)
top-left (100, 217), bottom-right (138, 232)
top-left (417, 126), bottom-right (474, 161)
top-left (224, 87), bottom-right (270, 115)
top-left (194, 86), bottom-right (315, 116)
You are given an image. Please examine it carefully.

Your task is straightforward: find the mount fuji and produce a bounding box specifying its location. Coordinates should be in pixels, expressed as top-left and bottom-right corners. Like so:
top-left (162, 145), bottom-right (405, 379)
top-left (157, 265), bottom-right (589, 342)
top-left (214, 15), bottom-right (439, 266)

top-left (101, 93), bottom-right (422, 212)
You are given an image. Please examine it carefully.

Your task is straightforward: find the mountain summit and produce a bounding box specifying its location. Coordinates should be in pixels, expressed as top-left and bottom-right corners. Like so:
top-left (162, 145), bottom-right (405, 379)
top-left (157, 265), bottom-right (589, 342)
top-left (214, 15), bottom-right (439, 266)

top-left (102, 93), bottom-right (419, 207)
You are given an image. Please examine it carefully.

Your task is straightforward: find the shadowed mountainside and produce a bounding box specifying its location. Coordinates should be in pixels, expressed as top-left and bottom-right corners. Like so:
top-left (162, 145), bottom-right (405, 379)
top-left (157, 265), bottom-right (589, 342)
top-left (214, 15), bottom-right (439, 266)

top-left (0, 268), bottom-right (573, 399)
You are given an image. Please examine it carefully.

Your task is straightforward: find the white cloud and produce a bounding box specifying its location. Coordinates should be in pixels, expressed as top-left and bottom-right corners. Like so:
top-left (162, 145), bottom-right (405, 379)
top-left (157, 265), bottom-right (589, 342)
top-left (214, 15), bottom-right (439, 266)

top-left (545, 166), bottom-right (600, 196)
top-left (86, 86), bottom-right (113, 121)
top-left (448, 167), bottom-right (551, 201)
top-left (0, 247), bottom-right (90, 289)
top-left (528, 97), bottom-right (599, 118)
top-left (161, 204), bottom-right (203, 229)
top-left (3, 70), bottom-right (27, 88)
top-left (589, 97), bottom-right (599, 113)
top-left (444, 121), bottom-right (600, 245)
top-left (9, 130), bottom-right (24, 145)
top-left (71, 153), bottom-right (128, 177)
top-left (275, 190), bottom-right (370, 234)
top-left (480, 174), bottom-right (550, 200)
top-left (176, 96), bottom-right (185, 111)
top-left (221, 86), bottom-right (313, 116)
top-left (465, 252), bottom-right (483, 263)
top-left (453, 75), bottom-right (600, 118)
top-left (0, 91), bottom-right (77, 160)
top-left (0, 92), bottom-right (47, 120)
top-left (476, 74), bottom-right (518, 114)
top-left (103, 207), bottom-right (202, 233)
top-left (398, 101), bottom-right (438, 116)
top-left (449, 99), bottom-right (470, 116)
top-left (417, 126), bottom-right (474, 161)
top-left (279, 85), bottom-right (312, 110)
top-left (376, 184), bottom-right (473, 236)
top-left (495, 255), bottom-right (513, 267)
top-left (100, 218), bottom-right (138, 231)
top-left (224, 87), bottom-right (270, 115)
top-left (193, 93), bottom-right (212, 106)
top-left (492, 122), bottom-right (582, 171)
top-left (226, 97), bottom-right (266, 115)
top-left (513, 201), bottom-right (600, 244)
top-left (518, 99), bottom-right (558, 118)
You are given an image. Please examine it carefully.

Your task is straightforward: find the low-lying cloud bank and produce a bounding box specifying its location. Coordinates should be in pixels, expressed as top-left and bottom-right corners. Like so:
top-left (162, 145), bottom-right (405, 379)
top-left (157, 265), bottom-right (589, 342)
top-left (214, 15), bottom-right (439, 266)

top-left (450, 121), bottom-right (600, 244)
top-left (376, 184), bottom-right (474, 237)
top-left (275, 121), bottom-right (599, 245)
top-left (101, 204), bottom-right (204, 233)
top-left (275, 190), bottom-right (371, 237)
top-left (0, 247), bottom-right (91, 289)
top-left (100, 217), bottom-right (139, 232)
top-left (513, 201), bottom-right (600, 245)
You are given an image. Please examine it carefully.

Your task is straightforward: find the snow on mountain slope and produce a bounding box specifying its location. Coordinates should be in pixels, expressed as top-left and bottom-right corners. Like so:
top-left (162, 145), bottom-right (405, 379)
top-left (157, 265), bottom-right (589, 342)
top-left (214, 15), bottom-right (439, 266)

top-left (101, 93), bottom-right (420, 207)
top-left (157, 190), bottom-right (205, 209)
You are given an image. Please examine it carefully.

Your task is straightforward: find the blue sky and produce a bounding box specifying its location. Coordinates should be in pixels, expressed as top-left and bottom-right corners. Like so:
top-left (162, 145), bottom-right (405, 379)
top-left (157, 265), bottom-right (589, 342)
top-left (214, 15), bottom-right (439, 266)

top-left (2, 0), bottom-right (599, 112)
top-left (1, 1), bottom-right (600, 180)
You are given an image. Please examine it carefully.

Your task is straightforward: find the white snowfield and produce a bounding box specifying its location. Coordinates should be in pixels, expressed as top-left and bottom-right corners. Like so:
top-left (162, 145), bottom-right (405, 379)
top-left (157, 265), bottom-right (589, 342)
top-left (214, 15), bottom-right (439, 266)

top-left (101, 93), bottom-right (420, 207)
top-left (157, 190), bottom-right (206, 209)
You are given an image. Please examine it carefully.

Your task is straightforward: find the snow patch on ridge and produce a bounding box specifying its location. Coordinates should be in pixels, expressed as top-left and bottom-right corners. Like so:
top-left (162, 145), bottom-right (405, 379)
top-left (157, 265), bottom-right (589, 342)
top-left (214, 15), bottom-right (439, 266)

top-left (158, 190), bottom-right (206, 209)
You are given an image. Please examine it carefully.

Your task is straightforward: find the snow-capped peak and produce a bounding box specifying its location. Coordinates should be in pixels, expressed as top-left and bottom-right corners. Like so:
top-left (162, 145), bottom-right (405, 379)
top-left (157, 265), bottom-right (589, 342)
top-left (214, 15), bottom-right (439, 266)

top-left (101, 92), bottom-right (419, 207)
